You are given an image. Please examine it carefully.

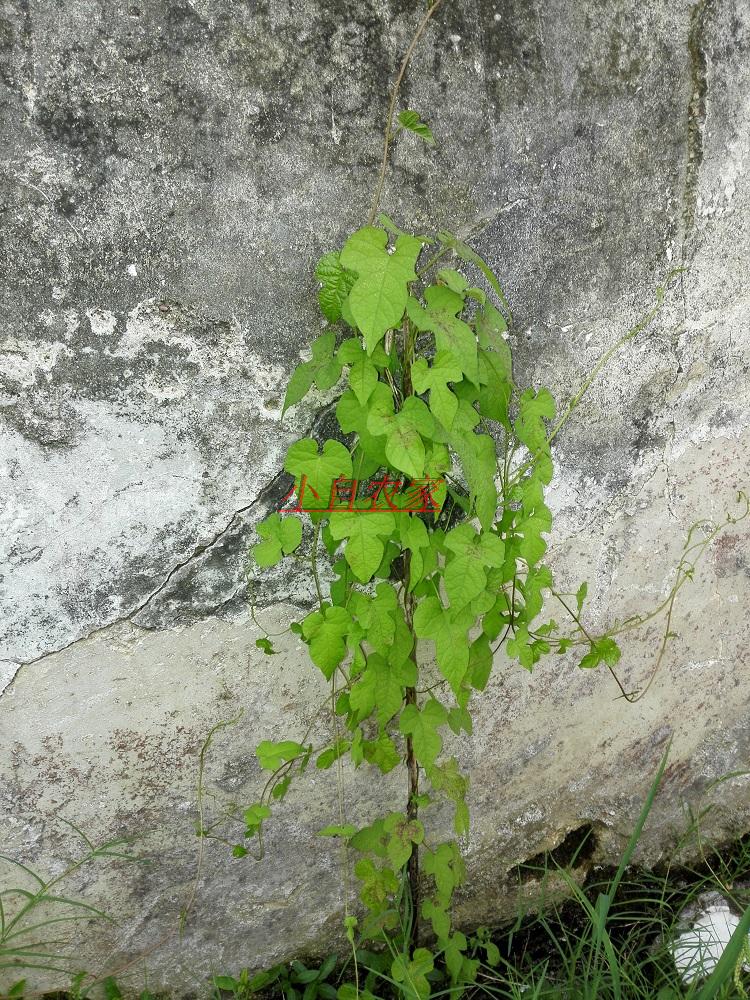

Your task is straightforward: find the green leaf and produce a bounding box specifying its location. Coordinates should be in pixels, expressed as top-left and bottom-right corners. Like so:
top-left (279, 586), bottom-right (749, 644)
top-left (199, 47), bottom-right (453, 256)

top-left (399, 698), bottom-right (448, 767)
top-left (338, 987), bottom-right (376, 1000)
top-left (476, 302), bottom-right (508, 351)
top-left (422, 897), bottom-right (451, 939)
top-left (514, 506), bottom-right (552, 566)
top-left (364, 381), bottom-right (396, 434)
top-left (354, 856), bottom-right (399, 911)
top-left (317, 738), bottom-right (349, 769)
top-left (339, 227), bottom-right (421, 353)
top-left (337, 337), bottom-right (365, 364)
top-left (251, 513), bottom-right (303, 567)
top-left (384, 812), bottom-right (424, 869)
top-left (507, 627), bottom-right (535, 670)
top-left (104, 979), bottom-right (123, 1000)
top-left (301, 605), bottom-right (352, 679)
top-left (283, 330), bottom-right (342, 416)
top-left (407, 287), bottom-right (478, 383)
top-left (575, 581), bottom-right (588, 614)
top-left (388, 427), bottom-right (425, 480)
top-left (400, 514), bottom-right (430, 590)
top-left (580, 637), bottom-right (621, 669)
top-left (318, 824), bottom-right (357, 838)
top-left (469, 634), bottom-right (493, 690)
top-left (328, 509), bottom-right (396, 583)
top-left (397, 109), bottom-right (435, 145)
top-left (316, 251), bottom-right (356, 324)
top-left (412, 351), bottom-right (463, 430)
top-left (437, 268), bottom-right (468, 296)
top-left (391, 948), bottom-right (434, 1000)
top-left (350, 652), bottom-right (416, 725)
top-left (348, 355), bottom-right (378, 405)
top-left (451, 430), bottom-right (498, 529)
top-left (350, 583), bottom-right (399, 653)
top-left (428, 758), bottom-right (470, 836)
top-left (477, 347), bottom-right (512, 426)
top-left (423, 840), bottom-right (466, 905)
top-left (336, 384), bottom-right (390, 472)
top-left (443, 931), bottom-right (469, 984)
top-left (413, 596), bottom-right (474, 694)
top-left (255, 637), bottom-right (278, 655)
top-left (284, 438), bottom-right (353, 506)
top-left (243, 803), bottom-right (272, 833)
top-left (515, 387), bottom-right (556, 454)
top-left (443, 523), bottom-right (505, 610)
top-left (362, 732), bottom-right (401, 773)
top-left (256, 740), bottom-right (304, 771)
top-left (367, 393), bottom-right (434, 479)
top-left (213, 976), bottom-right (239, 992)
top-left (598, 637), bottom-right (621, 666)
top-left (350, 819), bottom-right (389, 858)
top-left (484, 940), bottom-right (501, 966)
top-left (447, 706), bottom-right (472, 736)
top-left (444, 554), bottom-right (487, 610)
top-left (272, 775), bottom-right (291, 800)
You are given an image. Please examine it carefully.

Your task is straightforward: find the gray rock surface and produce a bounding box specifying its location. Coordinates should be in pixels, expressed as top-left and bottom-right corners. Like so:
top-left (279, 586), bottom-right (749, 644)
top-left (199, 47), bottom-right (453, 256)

top-left (1, 0), bottom-right (749, 994)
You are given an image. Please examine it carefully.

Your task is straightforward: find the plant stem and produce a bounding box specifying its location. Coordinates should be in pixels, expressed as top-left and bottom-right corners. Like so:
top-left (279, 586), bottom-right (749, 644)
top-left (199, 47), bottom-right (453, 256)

top-left (403, 576), bottom-right (420, 949)
top-left (398, 314), bottom-right (421, 947)
top-left (367, 0), bottom-right (445, 225)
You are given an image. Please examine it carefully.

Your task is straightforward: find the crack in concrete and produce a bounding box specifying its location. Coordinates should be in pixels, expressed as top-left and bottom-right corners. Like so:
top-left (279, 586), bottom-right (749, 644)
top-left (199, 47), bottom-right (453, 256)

top-left (683, 0), bottom-right (712, 243)
top-left (0, 394), bottom-right (347, 698)
top-left (677, 0), bottom-right (712, 340)
top-left (663, 420), bottom-right (679, 521)
top-left (673, 0), bottom-right (713, 468)
top-left (0, 471), bottom-right (287, 698)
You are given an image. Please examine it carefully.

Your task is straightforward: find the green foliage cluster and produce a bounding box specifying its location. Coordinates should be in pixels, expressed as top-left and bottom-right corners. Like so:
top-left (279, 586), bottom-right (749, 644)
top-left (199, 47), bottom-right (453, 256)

top-left (241, 211), bottom-right (655, 993)
top-left (201, 10), bottom-right (747, 996)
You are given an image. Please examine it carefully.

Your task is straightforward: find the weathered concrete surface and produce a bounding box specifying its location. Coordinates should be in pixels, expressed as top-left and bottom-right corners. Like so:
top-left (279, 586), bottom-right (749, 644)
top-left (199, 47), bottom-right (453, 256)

top-left (1, 0), bottom-right (749, 994)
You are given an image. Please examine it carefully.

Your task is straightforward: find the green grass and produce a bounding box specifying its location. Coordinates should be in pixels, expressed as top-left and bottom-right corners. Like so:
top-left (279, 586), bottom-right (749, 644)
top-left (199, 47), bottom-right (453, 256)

top-left (211, 752), bottom-right (750, 1000)
top-left (226, 832), bottom-right (750, 1000)
top-left (0, 820), bottom-right (139, 999)
top-left (3, 765), bottom-right (750, 1000)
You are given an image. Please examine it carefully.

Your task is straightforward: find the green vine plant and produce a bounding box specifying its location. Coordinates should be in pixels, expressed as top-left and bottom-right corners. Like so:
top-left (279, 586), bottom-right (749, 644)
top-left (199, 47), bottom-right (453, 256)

top-left (217, 12), bottom-right (749, 999)
top-left (236, 221), bottom-right (749, 993)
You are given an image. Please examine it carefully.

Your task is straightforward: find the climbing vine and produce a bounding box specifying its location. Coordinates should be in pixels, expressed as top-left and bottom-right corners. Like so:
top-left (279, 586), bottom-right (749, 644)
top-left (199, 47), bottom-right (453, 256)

top-left (220, 8), bottom-right (749, 998)
top-left (236, 216), bottom-right (705, 992)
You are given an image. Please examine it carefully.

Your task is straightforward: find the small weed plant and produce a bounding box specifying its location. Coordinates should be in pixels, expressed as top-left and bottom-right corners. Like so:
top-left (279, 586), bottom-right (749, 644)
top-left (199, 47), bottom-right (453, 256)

top-left (0, 820), bottom-right (138, 997)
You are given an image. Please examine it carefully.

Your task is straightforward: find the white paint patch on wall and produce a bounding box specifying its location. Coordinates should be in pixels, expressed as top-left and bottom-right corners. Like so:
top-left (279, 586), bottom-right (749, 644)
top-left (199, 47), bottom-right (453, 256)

top-left (0, 337), bottom-right (70, 387)
top-left (0, 402), bottom-right (204, 664)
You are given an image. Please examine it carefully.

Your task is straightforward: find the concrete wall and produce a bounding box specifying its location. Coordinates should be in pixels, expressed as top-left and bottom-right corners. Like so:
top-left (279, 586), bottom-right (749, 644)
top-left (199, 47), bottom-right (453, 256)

top-left (1, 0), bottom-right (749, 994)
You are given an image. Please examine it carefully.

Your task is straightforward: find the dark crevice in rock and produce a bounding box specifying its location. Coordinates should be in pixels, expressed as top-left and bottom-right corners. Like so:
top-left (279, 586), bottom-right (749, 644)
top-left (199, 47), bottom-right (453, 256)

top-left (515, 823), bottom-right (600, 883)
top-left (682, 0), bottom-right (712, 246)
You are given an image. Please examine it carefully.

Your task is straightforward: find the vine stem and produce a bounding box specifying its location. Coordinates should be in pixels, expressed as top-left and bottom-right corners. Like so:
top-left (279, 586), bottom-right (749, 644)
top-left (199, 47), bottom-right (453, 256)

top-left (365, 1), bottom-right (446, 935)
top-left (506, 271), bottom-right (684, 493)
top-left (403, 560), bottom-right (420, 948)
top-left (367, 0), bottom-right (445, 226)
top-left (399, 314), bottom-right (421, 948)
